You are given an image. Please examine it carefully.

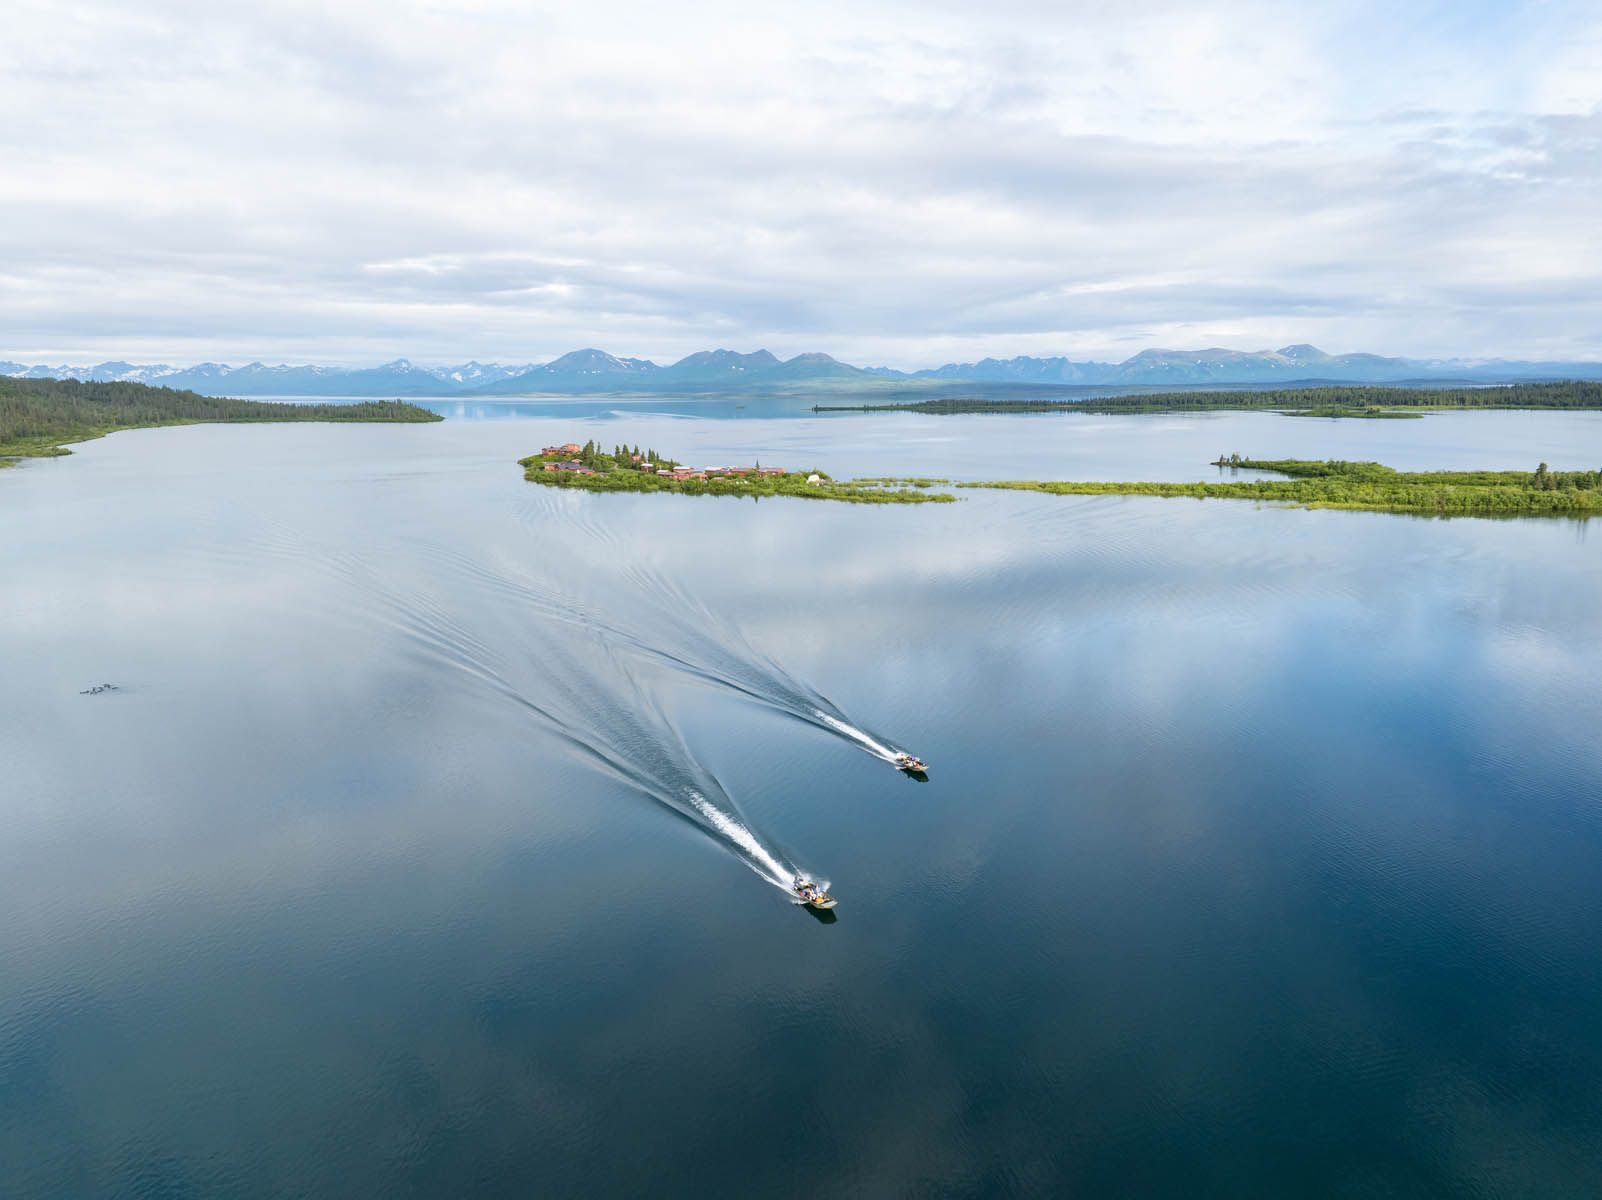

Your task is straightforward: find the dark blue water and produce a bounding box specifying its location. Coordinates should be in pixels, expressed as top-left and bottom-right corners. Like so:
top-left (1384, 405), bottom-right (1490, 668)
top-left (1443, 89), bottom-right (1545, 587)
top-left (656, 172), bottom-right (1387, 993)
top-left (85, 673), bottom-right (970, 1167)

top-left (3, 407), bottom-right (1601, 1196)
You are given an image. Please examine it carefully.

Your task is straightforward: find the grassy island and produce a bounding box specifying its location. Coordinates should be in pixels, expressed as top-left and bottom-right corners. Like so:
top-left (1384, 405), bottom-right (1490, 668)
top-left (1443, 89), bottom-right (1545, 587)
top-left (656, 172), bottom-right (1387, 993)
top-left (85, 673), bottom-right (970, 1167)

top-left (814, 380), bottom-right (1602, 418)
top-left (0, 377), bottom-right (442, 464)
top-left (519, 440), bottom-right (953, 503)
top-left (962, 457), bottom-right (1602, 517)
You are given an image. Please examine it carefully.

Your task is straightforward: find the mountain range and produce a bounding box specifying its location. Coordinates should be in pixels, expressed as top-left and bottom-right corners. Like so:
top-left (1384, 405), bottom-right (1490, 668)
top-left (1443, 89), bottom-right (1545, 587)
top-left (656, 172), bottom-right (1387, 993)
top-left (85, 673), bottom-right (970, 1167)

top-left (6, 344), bottom-right (1601, 396)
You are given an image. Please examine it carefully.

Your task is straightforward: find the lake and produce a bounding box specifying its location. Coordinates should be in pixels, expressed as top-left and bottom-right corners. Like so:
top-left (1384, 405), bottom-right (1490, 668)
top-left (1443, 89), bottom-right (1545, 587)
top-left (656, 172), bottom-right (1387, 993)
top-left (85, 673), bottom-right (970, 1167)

top-left (4, 404), bottom-right (1602, 1197)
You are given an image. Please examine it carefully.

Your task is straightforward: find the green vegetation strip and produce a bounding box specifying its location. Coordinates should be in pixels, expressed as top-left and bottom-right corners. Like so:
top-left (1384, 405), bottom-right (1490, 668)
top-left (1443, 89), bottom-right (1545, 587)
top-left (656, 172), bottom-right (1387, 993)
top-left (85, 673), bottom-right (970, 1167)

top-left (520, 441), bottom-right (953, 503)
top-left (961, 458), bottom-right (1602, 516)
top-left (1, 377), bottom-right (442, 463)
top-left (813, 380), bottom-right (1602, 417)
top-left (525, 443), bottom-right (1601, 516)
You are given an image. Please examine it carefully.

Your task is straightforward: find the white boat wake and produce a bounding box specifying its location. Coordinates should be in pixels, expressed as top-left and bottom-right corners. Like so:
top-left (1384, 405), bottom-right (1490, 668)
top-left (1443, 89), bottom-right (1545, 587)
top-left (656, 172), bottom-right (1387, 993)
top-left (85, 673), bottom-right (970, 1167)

top-left (814, 711), bottom-right (902, 763)
top-left (233, 519), bottom-right (830, 904)
top-left (683, 789), bottom-right (794, 889)
top-left (434, 544), bottom-right (918, 771)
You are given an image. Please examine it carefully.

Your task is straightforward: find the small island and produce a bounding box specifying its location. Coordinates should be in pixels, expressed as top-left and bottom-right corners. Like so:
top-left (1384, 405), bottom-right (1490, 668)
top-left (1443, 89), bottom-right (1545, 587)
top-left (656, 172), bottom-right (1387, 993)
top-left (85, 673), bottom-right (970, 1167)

top-left (963, 457), bottom-right (1602, 516)
top-left (521, 444), bottom-right (1602, 517)
top-left (1, 377), bottom-right (442, 464)
top-left (520, 440), bottom-right (953, 503)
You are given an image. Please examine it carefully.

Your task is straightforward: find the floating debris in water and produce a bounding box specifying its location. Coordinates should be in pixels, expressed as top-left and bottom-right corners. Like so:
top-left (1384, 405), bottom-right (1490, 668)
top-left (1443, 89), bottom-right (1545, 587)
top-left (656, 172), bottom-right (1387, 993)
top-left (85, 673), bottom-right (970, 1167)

top-left (79, 683), bottom-right (118, 695)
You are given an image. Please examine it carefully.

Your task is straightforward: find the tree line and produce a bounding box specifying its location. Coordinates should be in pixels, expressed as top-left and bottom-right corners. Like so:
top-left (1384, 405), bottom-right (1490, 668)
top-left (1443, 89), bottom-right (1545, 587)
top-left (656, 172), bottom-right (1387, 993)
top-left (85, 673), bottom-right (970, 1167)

top-left (1079, 381), bottom-right (1602, 412)
top-left (817, 380), bottom-right (1602, 415)
top-left (1, 377), bottom-right (441, 458)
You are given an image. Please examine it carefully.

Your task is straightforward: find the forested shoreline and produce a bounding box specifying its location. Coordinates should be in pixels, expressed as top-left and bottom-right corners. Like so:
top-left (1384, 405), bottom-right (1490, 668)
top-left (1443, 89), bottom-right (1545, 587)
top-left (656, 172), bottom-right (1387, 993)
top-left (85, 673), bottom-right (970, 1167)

top-left (0, 377), bottom-right (442, 462)
top-left (814, 380), bottom-right (1602, 417)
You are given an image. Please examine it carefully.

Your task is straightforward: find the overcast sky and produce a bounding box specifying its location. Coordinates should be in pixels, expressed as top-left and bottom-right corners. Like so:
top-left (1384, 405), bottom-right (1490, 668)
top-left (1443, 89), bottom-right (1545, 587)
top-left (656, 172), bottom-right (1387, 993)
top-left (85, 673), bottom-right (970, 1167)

top-left (3, 0), bottom-right (1600, 367)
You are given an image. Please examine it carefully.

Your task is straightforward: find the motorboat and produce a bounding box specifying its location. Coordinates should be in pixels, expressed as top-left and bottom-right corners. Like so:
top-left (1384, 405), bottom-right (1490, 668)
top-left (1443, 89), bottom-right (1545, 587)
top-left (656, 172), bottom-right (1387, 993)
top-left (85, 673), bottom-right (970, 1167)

top-left (794, 878), bottom-right (838, 910)
top-left (893, 752), bottom-right (928, 774)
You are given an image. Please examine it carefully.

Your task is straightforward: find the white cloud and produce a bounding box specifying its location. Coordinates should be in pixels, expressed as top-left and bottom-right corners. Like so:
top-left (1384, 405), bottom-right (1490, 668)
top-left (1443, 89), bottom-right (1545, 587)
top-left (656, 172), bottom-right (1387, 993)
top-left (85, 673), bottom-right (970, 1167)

top-left (0, 0), bottom-right (1598, 366)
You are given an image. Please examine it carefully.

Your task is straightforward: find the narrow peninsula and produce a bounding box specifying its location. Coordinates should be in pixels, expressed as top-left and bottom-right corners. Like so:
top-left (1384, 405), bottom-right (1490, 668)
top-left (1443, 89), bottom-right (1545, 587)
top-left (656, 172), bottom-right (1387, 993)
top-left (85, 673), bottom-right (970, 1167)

top-left (1, 377), bottom-right (442, 464)
top-left (520, 440), bottom-right (952, 503)
top-left (963, 458), bottom-right (1602, 517)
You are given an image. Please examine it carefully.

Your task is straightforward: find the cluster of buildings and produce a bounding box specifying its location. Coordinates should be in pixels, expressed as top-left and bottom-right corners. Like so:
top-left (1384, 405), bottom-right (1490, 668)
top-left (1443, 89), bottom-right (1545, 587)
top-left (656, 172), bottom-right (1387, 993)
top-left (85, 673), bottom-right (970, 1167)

top-left (537, 441), bottom-right (810, 485)
top-left (657, 464), bottom-right (788, 482)
top-left (537, 442), bottom-right (595, 475)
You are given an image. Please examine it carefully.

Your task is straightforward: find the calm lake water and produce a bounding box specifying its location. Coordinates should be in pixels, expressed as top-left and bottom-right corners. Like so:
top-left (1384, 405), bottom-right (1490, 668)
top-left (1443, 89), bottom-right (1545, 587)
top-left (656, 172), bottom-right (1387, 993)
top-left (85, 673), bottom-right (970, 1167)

top-left (4, 405), bottom-right (1602, 1197)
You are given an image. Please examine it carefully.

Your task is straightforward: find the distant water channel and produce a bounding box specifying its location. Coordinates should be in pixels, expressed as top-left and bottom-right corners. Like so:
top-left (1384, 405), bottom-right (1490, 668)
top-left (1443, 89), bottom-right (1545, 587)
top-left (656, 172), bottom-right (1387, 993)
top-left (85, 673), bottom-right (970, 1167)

top-left (3, 403), bottom-right (1602, 1196)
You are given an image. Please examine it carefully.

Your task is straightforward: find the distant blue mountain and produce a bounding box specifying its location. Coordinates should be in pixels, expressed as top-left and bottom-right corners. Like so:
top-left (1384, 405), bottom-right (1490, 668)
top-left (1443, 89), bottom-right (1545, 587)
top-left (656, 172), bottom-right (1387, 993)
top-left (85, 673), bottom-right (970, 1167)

top-left (905, 344), bottom-right (1602, 386)
top-left (0, 358), bottom-right (533, 396)
top-left (6, 344), bottom-right (1602, 395)
top-left (505, 348), bottom-right (660, 389)
top-left (1106, 345), bottom-right (1435, 384)
top-left (470, 348), bottom-right (869, 393)
top-left (910, 355), bottom-right (1116, 383)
